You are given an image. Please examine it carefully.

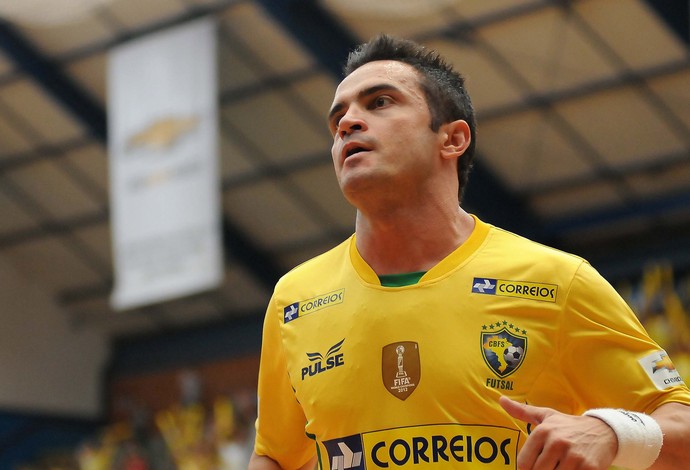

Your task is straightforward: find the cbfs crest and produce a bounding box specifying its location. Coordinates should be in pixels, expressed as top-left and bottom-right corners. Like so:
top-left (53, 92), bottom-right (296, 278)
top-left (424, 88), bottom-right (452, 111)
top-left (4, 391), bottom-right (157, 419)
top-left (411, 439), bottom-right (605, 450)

top-left (481, 325), bottom-right (527, 378)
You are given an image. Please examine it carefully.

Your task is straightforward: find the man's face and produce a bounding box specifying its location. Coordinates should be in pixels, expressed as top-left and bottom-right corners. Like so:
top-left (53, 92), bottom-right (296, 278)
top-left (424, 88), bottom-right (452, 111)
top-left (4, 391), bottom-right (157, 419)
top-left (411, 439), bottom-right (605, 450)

top-left (327, 60), bottom-right (442, 203)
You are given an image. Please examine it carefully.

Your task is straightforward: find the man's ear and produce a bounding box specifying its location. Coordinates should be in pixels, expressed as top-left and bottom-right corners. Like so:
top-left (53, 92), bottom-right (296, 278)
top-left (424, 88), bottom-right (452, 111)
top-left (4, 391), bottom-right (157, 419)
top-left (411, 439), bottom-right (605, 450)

top-left (440, 119), bottom-right (471, 160)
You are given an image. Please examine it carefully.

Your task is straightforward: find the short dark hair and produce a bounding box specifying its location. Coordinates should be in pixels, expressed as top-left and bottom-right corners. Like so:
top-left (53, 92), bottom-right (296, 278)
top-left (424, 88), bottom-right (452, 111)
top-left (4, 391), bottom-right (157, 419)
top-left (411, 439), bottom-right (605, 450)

top-left (343, 34), bottom-right (476, 203)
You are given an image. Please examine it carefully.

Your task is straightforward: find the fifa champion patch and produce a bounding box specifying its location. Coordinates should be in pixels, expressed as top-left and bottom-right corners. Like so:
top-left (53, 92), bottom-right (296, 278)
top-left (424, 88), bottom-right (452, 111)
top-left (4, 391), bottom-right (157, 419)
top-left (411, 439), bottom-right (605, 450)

top-left (382, 342), bottom-right (420, 401)
top-left (472, 277), bottom-right (557, 303)
top-left (481, 321), bottom-right (528, 390)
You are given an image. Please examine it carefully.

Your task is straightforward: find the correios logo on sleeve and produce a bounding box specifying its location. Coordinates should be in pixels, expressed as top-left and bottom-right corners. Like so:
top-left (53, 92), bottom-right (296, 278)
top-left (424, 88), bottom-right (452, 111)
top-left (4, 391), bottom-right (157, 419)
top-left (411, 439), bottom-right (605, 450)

top-left (321, 424), bottom-right (519, 468)
top-left (472, 277), bottom-right (557, 303)
top-left (284, 289), bottom-right (345, 323)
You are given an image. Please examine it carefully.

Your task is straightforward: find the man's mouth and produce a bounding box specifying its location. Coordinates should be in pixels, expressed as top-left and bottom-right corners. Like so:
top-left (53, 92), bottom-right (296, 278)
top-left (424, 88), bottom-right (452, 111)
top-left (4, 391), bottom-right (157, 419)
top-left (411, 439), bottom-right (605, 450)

top-left (346, 146), bottom-right (367, 157)
top-left (343, 143), bottom-right (371, 160)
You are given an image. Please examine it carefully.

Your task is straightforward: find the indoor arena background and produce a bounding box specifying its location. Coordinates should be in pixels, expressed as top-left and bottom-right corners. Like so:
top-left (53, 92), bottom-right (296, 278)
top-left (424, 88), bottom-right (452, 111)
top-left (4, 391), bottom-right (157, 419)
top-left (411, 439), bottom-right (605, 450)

top-left (0, 0), bottom-right (688, 468)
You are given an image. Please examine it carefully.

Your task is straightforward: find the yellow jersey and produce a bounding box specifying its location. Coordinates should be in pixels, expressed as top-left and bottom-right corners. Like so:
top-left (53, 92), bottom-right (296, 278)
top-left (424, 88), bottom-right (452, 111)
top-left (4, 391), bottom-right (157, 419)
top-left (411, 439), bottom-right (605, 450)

top-left (254, 216), bottom-right (690, 469)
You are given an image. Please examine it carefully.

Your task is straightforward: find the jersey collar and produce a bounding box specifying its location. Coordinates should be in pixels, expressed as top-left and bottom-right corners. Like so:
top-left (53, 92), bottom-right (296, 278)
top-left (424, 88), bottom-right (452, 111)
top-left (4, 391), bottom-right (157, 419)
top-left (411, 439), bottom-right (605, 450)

top-left (349, 214), bottom-right (491, 286)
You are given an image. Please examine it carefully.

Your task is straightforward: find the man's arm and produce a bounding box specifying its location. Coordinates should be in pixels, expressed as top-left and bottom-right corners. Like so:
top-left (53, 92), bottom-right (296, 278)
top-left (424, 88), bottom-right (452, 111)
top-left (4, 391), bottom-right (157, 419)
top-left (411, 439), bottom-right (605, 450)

top-left (649, 402), bottom-right (690, 469)
top-left (249, 451), bottom-right (317, 470)
top-left (249, 452), bottom-right (282, 470)
top-left (501, 397), bottom-right (690, 470)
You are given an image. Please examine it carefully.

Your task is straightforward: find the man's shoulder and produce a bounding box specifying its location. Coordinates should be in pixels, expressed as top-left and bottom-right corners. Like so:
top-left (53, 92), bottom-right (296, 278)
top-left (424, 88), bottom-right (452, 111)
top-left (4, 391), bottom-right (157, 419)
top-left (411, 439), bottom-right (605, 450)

top-left (487, 224), bottom-right (586, 268)
top-left (277, 236), bottom-right (353, 287)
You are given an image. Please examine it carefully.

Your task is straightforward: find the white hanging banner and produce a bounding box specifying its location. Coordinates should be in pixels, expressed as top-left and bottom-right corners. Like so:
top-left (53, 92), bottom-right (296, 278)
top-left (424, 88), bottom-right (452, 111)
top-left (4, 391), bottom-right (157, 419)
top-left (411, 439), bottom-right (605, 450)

top-left (108, 18), bottom-right (223, 311)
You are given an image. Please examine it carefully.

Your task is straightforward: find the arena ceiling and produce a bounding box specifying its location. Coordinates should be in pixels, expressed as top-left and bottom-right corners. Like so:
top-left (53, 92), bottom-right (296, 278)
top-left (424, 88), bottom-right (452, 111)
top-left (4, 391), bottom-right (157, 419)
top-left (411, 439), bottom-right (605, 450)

top-left (0, 0), bottom-right (688, 337)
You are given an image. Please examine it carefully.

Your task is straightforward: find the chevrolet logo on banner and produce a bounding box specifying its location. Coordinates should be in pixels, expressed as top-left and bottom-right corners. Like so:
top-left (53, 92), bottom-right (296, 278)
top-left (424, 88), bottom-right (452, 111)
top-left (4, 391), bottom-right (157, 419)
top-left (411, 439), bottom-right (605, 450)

top-left (127, 116), bottom-right (200, 151)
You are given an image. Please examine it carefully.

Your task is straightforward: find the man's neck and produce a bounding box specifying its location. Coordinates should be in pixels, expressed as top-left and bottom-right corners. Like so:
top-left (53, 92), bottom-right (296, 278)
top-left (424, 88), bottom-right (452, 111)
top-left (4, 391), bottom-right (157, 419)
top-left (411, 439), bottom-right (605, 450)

top-left (354, 204), bottom-right (475, 275)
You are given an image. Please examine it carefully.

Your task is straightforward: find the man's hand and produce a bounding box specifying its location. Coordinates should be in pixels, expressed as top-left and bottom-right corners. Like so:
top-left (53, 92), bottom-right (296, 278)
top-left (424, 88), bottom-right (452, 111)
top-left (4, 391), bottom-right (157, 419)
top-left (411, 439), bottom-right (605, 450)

top-left (499, 396), bottom-right (618, 470)
top-left (249, 451), bottom-right (317, 470)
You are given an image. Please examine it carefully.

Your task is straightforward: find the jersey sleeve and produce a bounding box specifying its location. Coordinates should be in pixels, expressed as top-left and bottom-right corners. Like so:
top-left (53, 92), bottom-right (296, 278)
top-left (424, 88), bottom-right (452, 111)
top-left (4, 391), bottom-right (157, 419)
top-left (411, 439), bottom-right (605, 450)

top-left (254, 295), bottom-right (315, 469)
top-left (557, 261), bottom-right (690, 413)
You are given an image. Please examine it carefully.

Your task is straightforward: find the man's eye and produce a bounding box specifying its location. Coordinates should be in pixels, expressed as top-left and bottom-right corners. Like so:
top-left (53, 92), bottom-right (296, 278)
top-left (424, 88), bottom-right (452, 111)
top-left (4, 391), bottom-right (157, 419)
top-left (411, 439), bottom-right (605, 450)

top-left (373, 96), bottom-right (391, 108)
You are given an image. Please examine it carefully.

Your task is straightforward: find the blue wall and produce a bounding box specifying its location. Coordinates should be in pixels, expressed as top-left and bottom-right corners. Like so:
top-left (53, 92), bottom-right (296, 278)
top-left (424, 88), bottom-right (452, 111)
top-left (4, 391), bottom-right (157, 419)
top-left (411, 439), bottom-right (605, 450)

top-left (0, 410), bottom-right (102, 469)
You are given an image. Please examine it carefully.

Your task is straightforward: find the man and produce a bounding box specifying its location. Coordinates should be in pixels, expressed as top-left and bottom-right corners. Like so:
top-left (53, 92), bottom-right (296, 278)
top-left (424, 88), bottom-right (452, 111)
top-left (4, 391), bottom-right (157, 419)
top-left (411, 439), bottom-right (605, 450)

top-left (249, 35), bottom-right (690, 470)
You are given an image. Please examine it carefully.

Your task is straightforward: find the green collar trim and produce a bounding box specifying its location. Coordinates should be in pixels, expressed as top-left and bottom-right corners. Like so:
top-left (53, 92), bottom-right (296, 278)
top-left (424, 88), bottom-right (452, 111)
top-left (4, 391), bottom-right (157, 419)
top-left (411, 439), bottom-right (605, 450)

top-left (378, 271), bottom-right (427, 287)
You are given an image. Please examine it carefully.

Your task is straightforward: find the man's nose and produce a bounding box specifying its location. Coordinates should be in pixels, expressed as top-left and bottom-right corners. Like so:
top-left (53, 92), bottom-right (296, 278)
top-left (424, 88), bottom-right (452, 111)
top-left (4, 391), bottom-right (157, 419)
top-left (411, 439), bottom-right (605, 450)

top-left (338, 111), bottom-right (367, 138)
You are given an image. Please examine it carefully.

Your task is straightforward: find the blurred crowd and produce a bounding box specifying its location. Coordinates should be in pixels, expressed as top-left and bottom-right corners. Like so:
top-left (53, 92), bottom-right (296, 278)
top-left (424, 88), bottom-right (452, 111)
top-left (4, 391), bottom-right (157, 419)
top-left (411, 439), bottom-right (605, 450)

top-left (74, 392), bottom-right (255, 470)
top-left (18, 383), bottom-right (256, 470)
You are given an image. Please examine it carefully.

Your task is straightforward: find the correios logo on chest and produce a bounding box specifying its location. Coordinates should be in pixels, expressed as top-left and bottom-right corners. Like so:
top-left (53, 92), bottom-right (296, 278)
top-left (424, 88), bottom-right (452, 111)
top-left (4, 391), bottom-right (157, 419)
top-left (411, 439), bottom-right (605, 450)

top-left (302, 339), bottom-right (345, 380)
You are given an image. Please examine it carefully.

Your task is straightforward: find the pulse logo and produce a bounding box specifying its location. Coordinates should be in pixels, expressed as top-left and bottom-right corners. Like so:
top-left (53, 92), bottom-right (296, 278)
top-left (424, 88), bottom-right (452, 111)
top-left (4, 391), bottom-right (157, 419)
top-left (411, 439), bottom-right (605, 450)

top-left (302, 339), bottom-right (345, 380)
top-left (323, 434), bottom-right (364, 470)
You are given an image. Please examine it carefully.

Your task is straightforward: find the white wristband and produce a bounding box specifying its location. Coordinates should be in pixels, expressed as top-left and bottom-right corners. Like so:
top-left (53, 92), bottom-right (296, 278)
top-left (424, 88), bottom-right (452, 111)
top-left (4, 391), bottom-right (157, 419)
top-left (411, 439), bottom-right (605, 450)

top-left (583, 408), bottom-right (663, 470)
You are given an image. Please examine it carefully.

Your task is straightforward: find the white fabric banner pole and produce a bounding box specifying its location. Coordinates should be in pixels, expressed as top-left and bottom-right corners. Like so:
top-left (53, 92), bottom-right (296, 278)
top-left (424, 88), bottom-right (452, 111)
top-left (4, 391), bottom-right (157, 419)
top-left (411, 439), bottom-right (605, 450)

top-left (108, 18), bottom-right (223, 311)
